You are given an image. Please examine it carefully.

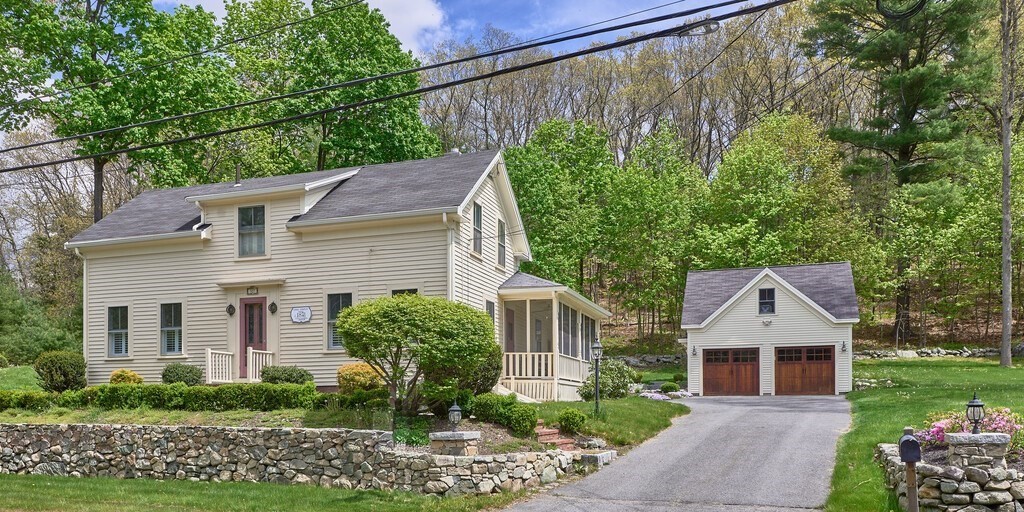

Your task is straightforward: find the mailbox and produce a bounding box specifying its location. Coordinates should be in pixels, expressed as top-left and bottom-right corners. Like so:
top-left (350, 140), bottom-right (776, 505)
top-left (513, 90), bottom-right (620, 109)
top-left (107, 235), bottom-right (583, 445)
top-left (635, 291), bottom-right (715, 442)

top-left (899, 431), bottom-right (922, 463)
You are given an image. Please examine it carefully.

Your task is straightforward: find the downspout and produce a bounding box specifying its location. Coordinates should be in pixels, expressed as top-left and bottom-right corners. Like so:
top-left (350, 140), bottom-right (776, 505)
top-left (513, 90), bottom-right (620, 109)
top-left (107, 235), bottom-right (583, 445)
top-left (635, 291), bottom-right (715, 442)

top-left (443, 212), bottom-right (455, 301)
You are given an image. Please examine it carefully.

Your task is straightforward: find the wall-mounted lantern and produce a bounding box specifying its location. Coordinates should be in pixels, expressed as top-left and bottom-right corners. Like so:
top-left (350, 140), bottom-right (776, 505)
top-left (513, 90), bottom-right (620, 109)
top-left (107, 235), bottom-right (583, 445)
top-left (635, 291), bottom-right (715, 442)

top-left (226, 304), bottom-right (236, 316)
top-left (841, 340), bottom-right (848, 353)
top-left (268, 302), bottom-right (278, 314)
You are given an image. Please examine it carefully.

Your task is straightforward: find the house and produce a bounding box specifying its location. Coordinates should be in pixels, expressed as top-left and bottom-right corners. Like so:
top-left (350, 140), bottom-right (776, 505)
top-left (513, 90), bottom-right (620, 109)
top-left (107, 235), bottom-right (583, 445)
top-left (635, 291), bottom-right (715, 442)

top-left (680, 262), bottom-right (858, 396)
top-left (66, 150), bottom-right (609, 402)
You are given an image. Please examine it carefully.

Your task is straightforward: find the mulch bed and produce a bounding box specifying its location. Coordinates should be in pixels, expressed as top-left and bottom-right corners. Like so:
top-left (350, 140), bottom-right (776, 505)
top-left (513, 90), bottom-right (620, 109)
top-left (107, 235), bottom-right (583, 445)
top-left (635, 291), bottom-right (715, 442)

top-left (428, 417), bottom-right (546, 455)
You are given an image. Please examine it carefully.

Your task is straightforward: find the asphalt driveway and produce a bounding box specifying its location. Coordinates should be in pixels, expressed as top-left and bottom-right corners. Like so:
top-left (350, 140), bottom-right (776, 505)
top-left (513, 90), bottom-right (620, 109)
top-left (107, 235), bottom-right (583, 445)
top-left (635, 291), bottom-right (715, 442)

top-left (507, 396), bottom-right (851, 512)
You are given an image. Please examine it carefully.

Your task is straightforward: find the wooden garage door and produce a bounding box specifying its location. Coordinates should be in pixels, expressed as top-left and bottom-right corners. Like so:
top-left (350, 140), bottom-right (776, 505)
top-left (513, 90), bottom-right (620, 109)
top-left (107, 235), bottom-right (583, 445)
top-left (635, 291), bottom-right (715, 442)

top-left (702, 348), bottom-right (759, 396)
top-left (775, 346), bottom-right (835, 395)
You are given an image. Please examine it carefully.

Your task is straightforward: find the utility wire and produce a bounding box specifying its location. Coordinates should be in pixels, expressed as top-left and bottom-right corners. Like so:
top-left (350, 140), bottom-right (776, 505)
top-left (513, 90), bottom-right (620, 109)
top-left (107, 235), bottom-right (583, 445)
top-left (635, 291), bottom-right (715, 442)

top-left (0, 0), bottom-right (754, 156)
top-left (0, 0), bottom-right (366, 111)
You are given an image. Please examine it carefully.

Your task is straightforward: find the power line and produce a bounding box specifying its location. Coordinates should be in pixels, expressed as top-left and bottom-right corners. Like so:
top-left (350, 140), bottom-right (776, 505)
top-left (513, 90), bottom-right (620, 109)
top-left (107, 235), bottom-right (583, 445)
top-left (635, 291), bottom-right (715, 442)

top-left (0, 0), bottom-right (754, 156)
top-left (0, 0), bottom-right (366, 111)
top-left (608, 8), bottom-right (770, 141)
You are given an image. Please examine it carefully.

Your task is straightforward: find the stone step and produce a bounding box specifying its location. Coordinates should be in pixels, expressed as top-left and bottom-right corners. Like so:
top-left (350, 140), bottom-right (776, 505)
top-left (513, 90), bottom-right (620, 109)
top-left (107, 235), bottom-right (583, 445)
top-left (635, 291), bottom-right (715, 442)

top-left (536, 419), bottom-right (545, 426)
top-left (535, 428), bottom-right (559, 436)
top-left (553, 439), bottom-right (578, 451)
top-left (538, 434), bottom-right (562, 443)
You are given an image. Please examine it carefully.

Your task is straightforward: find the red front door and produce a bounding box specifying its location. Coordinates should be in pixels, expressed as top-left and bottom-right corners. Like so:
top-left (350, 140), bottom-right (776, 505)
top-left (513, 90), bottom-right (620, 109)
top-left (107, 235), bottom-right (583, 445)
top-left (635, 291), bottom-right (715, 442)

top-left (240, 297), bottom-right (267, 378)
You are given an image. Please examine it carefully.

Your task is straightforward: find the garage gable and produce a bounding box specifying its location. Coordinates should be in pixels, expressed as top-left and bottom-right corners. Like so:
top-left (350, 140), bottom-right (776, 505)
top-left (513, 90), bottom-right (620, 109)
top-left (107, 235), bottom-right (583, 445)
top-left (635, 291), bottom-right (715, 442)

top-left (688, 269), bottom-right (852, 331)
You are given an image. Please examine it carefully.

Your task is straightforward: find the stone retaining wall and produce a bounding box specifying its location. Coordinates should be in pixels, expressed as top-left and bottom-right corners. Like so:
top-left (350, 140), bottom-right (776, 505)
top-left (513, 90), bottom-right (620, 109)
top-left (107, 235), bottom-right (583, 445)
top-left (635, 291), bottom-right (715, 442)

top-left (0, 423), bottom-right (581, 496)
top-left (877, 443), bottom-right (1024, 511)
top-left (856, 348), bottom-right (1002, 360)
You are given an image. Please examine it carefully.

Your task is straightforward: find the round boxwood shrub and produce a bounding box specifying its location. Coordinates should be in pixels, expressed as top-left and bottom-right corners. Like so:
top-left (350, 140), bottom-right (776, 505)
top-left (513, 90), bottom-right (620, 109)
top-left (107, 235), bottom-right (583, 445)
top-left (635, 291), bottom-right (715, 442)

top-left (34, 350), bottom-right (86, 392)
top-left (336, 362), bottom-right (385, 394)
top-left (557, 408), bottom-right (588, 435)
top-left (110, 368), bottom-right (143, 385)
top-left (260, 365), bottom-right (314, 384)
top-left (472, 392), bottom-right (514, 423)
top-left (578, 359), bottom-right (639, 401)
top-left (673, 372), bottom-right (686, 383)
top-left (161, 362), bottom-right (203, 386)
top-left (660, 382), bottom-right (680, 393)
top-left (504, 403), bottom-right (539, 437)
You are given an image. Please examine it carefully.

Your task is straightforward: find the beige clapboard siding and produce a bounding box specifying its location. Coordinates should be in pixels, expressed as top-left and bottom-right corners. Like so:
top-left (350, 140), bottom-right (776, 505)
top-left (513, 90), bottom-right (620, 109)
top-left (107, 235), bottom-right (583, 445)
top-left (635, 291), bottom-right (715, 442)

top-left (453, 175), bottom-right (517, 341)
top-left (686, 274), bottom-right (853, 396)
top-left (84, 194), bottom-right (449, 386)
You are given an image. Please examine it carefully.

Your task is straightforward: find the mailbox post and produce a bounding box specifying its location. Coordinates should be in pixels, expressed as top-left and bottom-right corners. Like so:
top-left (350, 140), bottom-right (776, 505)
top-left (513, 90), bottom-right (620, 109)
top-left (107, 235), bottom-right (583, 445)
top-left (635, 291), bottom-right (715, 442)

top-left (899, 426), bottom-right (922, 512)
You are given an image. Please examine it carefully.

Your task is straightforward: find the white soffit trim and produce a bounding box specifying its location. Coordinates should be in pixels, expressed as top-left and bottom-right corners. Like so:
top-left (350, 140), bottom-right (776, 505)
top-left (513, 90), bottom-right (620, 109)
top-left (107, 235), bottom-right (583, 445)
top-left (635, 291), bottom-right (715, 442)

top-left (304, 169), bottom-right (359, 191)
top-left (689, 268), bottom-right (846, 330)
top-left (286, 207), bottom-right (457, 230)
top-left (65, 228), bottom-right (205, 250)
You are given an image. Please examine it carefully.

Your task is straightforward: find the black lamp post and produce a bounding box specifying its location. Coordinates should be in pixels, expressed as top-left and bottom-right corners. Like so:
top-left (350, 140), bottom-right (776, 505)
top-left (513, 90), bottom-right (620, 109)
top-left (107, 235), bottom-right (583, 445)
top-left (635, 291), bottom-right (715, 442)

top-left (966, 392), bottom-right (985, 435)
top-left (448, 401), bottom-right (462, 432)
top-left (592, 337), bottom-right (603, 417)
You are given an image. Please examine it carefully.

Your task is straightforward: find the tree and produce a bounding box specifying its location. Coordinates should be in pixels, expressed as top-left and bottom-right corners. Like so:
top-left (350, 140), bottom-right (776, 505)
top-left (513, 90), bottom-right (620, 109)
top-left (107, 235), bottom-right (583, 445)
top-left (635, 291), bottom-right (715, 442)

top-left (803, 0), bottom-right (995, 339)
top-left (999, 0), bottom-right (1019, 365)
top-left (504, 119), bottom-right (615, 291)
top-left (335, 294), bottom-right (494, 416)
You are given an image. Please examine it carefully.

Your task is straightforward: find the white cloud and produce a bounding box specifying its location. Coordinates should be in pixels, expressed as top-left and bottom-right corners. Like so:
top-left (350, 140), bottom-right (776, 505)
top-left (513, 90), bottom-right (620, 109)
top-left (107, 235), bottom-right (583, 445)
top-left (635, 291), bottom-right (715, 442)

top-left (159, 0), bottom-right (448, 55)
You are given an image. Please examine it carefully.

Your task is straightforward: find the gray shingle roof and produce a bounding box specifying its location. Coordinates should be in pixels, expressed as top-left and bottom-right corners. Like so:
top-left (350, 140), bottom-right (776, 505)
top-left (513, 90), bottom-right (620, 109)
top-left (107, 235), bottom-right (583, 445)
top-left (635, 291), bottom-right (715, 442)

top-left (681, 262), bottom-right (858, 326)
top-left (500, 271), bottom-right (562, 289)
top-left (69, 151), bottom-right (499, 245)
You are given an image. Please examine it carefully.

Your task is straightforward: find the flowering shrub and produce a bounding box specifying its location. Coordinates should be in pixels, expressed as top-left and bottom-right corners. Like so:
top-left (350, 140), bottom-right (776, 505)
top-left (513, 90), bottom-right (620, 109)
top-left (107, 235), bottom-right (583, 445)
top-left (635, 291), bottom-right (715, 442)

top-left (578, 360), bottom-right (639, 401)
top-left (915, 407), bottom-right (1024, 450)
top-left (639, 392), bottom-right (672, 401)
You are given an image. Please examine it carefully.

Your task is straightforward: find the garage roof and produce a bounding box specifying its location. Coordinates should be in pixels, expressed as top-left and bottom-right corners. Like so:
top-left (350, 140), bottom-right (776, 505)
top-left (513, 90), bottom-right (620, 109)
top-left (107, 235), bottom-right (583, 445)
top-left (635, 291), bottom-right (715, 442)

top-left (681, 262), bottom-right (858, 327)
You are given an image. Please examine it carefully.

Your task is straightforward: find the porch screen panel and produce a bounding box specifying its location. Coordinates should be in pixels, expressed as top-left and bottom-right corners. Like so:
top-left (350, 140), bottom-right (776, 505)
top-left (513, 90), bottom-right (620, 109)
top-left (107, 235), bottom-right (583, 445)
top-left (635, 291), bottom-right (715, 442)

top-left (570, 308), bottom-right (579, 357)
top-left (559, 304), bottom-right (571, 355)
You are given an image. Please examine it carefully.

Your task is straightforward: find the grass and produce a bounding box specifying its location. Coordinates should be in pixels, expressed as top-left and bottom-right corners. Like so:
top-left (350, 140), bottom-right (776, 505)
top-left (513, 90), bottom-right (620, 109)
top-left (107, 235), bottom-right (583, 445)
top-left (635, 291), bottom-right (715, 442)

top-left (636, 364), bottom-right (685, 384)
top-left (0, 365), bottom-right (42, 391)
top-left (826, 358), bottom-right (1024, 512)
top-left (0, 474), bottom-right (522, 512)
top-left (535, 396), bottom-right (688, 448)
top-left (601, 334), bottom-right (683, 357)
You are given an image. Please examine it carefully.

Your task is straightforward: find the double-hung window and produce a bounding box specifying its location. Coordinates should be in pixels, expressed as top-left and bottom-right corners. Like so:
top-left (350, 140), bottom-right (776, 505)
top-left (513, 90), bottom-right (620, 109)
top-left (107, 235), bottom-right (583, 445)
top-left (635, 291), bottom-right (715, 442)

top-left (485, 300), bottom-right (495, 322)
top-left (108, 306), bottom-right (129, 357)
top-left (327, 293), bottom-right (353, 350)
top-left (472, 202), bottom-right (483, 254)
top-left (238, 205), bottom-right (266, 257)
top-left (758, 288), bottom-right (776, 315)
top-left (497, 220), bottom-right (506, 267)
top-left (160, 303), bottom-right (183, 355)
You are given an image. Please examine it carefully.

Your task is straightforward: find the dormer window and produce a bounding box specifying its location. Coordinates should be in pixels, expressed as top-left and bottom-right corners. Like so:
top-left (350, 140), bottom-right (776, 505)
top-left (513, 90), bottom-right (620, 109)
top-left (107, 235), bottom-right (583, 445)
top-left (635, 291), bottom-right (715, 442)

top-left (758, 288), bottom-right (776, 315)
top-left (238, 205), bottom-right (266, 257)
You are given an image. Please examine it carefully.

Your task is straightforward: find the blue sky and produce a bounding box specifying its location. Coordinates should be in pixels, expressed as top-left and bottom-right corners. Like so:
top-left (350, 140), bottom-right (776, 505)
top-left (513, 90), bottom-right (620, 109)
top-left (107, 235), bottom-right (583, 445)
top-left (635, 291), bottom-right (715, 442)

top-left (161, 0), bottom-right (728, 56)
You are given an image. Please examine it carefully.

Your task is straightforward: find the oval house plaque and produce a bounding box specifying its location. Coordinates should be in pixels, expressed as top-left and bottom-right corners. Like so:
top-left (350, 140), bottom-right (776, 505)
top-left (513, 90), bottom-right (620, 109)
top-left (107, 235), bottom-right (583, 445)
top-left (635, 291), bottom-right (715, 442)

top-left (290, 306), bottom-right (312, 323)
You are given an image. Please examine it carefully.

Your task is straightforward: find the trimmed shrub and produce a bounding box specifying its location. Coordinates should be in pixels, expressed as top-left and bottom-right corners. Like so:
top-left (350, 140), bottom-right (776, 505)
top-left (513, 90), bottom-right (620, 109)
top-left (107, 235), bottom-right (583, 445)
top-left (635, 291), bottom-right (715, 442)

top-left (110, 368), bottom-right (143, 385)
top-left (0, 353), bottom-right (8, 368)
top-left (472, 392), bottom-right (517, 423)
top-left (161, 363), bottom-right (203, 386)
top-left (34, 351), bottom-right (86, 392)
top-left (505, 403), bottom-right (539, 437)
top-left (260, 365), bottom-right (314, 385)
top-left (578, 359), bottom-right (639, 401)
top-left (336, 363), bottom-right (385, 394)
top-left (660, 382), bottom-right (680, 393)
top-left (673, 373), bottom-right (686, 383)
top-left (557, 408), bottom-right (588, 435)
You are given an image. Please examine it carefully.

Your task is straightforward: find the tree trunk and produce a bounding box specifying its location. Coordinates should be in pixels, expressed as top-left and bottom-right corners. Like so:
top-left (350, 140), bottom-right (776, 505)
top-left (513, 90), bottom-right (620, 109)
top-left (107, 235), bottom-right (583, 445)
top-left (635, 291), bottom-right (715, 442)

top-left (92, 157), bottom-right (106, 222)
top-left (1000, 0), bottom-right (1018, 367)
top-left (895, 259), bottom-right (911, 344)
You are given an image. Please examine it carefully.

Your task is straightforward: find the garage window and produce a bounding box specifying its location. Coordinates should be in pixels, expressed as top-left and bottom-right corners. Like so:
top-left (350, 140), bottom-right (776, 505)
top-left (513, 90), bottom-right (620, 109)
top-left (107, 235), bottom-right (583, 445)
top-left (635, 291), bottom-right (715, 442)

top-left (732, 349), bottom-right (758, 362)
top-left (777, 348), bottom-right (802, 362)
top-left (705, 350), bottom-right (730, 363)
top-left (758, 288), bottom-right (776, 314)
top-left (806, 347), bottom-right (832, 361)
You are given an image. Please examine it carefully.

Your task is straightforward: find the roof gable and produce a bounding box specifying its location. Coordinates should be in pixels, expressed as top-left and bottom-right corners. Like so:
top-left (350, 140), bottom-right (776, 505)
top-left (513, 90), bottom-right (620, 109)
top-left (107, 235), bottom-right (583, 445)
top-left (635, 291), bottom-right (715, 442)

top-left (681, 262), bottom-right (858, 328)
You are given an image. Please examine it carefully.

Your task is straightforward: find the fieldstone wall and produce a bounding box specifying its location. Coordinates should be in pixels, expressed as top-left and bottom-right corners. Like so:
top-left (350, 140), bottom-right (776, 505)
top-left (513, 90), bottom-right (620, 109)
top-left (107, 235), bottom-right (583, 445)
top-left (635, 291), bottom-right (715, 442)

top-left (877, 440), bottom-right (1024, 511)
top-left (856, 348), bottom-right (1002, 360)
top-left (0, 423), bottom-right (582, 496)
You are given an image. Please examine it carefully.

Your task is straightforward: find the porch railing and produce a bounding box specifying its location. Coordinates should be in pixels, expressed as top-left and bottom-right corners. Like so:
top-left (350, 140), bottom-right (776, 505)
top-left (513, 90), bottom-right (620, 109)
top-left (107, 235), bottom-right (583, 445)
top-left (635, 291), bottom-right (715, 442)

top-left (558, 354), bottom-right (588, 383)
top-left (504, 380), bottom-right (556, 402)
top-left (247, 347), bottom-right (274, 383)
top-left (206, 348), bottom-right (233, 384)
top-left (502, 352), bottom-right (555, 379)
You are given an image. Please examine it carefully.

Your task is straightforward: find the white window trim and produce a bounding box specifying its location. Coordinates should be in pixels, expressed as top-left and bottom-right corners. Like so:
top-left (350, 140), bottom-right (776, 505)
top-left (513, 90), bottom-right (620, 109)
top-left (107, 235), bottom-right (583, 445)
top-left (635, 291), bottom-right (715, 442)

top-left (236, 204), bottom-right (271, 260)
top-left (471, 202), bottom-right (483, 256)
top-left (158, 299), bottom-right (188, 358)
top-left (757, 287), bottom-right (777, 316)
top-left (386, 282), bottom-right (425, 297)
top-left (105, 303), bottom-right (132, 360)
top-left (323, 289), bottom-right (358, 353)
top-left (496, 218), bottom-right (507, 268)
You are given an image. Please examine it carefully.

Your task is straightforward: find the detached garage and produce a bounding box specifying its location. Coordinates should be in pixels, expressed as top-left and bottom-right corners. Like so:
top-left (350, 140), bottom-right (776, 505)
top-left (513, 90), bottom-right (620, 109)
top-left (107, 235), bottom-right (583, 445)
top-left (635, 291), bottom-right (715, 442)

top-left (681, 262), bottom-right (858, 396)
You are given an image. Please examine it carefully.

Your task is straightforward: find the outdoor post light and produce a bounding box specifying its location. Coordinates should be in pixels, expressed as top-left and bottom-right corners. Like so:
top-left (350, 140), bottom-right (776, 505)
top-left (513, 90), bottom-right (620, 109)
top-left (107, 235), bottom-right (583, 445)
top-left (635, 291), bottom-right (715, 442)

top-left (448, 401), bottom-right (462, 432)
top-left (967, 392), bottom-right (986, 435)
top-left (592, 337), bottom-right (604, 417)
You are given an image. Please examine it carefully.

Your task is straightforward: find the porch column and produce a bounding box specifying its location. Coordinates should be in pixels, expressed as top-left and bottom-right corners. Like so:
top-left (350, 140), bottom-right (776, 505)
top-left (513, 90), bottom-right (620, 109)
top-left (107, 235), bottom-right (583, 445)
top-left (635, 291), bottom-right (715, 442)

top-left (525, 299), bottom-right (531, 355)
top-left (551, 294), bottom-right (559, 382)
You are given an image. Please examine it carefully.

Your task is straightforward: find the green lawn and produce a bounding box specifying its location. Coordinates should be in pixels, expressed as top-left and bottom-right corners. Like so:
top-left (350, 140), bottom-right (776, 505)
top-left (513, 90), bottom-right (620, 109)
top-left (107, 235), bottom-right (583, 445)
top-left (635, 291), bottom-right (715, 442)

top-left (0, 474), bottom-right (520, 512)
top-left (827, 358), bottom-right (1024, 511)
top-left (536, 396), bottom-right (688, 448)
top-left (0, 365), bottom-right (42, 391)
top-left (636, 364), bottom-right (685, 384)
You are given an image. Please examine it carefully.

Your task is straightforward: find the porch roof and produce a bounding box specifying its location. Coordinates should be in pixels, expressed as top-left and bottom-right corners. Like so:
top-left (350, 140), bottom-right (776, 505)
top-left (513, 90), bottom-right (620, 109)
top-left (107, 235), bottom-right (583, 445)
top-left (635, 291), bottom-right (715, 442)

top-left (499, 271), bottom-right (612, 319)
